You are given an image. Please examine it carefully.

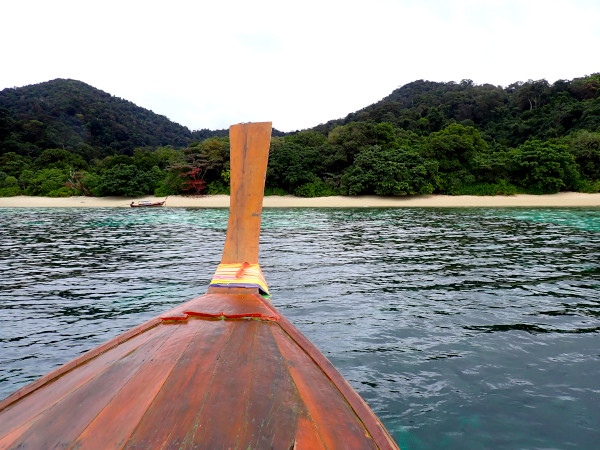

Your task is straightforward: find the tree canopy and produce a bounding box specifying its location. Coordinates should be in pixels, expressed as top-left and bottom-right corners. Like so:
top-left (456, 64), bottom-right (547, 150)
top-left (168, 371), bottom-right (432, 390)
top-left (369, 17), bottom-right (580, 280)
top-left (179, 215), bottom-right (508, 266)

top-left (1, 75), bottom-right (599, 198)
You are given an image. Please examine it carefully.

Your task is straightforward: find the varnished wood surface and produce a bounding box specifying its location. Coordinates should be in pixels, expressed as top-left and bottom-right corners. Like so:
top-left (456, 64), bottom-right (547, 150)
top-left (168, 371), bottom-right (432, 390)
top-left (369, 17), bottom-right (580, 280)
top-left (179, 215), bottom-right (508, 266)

top-left (0, 294), bottom-right (398, 449)
top-left (0, 122), bottom-right (399, 449)
top-left (220, 122), bottom-right (272, 264)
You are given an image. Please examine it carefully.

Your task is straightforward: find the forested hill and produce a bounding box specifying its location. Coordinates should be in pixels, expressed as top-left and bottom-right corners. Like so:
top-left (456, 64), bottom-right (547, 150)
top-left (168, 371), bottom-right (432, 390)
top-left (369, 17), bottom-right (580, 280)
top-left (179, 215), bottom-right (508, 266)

top-left (314, 76), bottom-right (600, 148)
top-left (0, 75), bottom-right (599, 198)
top-left (0, 79), bottom-right (228, 158)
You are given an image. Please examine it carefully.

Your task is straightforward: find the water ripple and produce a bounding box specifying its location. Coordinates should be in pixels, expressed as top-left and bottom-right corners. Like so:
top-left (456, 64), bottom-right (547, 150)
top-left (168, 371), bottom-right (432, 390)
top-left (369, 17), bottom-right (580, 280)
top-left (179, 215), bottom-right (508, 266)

top-left (1, 207), bottom-right (599, 449)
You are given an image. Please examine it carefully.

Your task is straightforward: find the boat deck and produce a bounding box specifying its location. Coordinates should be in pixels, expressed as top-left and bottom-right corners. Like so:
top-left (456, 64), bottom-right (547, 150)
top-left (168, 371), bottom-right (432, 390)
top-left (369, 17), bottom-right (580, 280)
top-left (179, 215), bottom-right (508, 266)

top-left (0, 292), bottom-right (397, 449)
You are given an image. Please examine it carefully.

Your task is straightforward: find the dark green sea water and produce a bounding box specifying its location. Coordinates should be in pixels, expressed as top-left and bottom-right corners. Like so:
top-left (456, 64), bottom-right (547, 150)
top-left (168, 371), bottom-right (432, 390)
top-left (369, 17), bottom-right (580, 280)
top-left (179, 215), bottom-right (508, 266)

top-left (1, 207), bottom-right (599, 449)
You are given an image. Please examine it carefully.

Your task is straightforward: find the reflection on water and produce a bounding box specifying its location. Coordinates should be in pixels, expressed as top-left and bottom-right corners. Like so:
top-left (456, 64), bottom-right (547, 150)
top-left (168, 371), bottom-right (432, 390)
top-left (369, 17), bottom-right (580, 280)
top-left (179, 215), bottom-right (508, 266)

top-left (1, 207), bottom-right (599, 449)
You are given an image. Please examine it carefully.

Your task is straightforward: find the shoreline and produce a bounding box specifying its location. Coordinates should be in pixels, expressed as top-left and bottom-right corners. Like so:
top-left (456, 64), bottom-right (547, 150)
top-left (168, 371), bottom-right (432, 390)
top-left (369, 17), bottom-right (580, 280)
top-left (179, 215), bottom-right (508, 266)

top-left (1, 192), bottom-right (600, 208)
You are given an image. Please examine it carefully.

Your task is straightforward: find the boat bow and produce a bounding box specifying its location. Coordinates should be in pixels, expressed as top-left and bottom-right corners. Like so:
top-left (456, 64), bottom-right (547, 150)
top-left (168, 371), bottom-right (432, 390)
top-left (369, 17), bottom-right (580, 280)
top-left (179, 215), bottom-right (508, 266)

top-left (0, 122), bottom-right (398, 449)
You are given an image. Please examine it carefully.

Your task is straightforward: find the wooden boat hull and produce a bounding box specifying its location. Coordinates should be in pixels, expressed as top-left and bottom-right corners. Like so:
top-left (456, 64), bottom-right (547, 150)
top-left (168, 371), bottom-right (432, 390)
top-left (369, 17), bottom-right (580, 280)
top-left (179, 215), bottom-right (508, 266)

top-left (0, 122), bottom-right (398, 448)
top-left (130, 201), bottom-right (165, 208)
top-left (0, 291), bottom-right (397, 448)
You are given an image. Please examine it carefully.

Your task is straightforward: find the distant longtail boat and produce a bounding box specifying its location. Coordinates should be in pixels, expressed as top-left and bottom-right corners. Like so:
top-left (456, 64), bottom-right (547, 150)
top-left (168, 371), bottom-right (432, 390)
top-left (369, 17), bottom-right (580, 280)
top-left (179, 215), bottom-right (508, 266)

top-left (0, 122), bottom-right (399, 449)
top-left (130, 198), bottom-right (167, 207)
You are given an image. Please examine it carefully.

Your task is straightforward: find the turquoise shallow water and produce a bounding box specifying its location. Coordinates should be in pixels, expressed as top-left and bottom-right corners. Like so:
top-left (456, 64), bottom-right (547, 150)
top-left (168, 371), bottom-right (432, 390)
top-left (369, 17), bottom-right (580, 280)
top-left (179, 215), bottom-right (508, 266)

top-left (1, 207), bottom-right (599, 449)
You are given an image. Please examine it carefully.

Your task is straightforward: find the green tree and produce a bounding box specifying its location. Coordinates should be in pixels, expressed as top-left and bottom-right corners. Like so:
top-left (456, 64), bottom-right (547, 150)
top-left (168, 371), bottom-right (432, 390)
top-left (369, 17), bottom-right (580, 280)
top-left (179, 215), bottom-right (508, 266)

top-left (327, 122), bottom-right (378, 167)
top-left (0, 173), bottom-right (22, 196)
top-left (266, 140), bottom-right (317, 193)
top-left (424, 123), bottom-right (488, 193)
top-left (514, 79), bottom-right (551, 110)
top-left (567, 131), bottom-right (600, 181)
top-left (153, 145), bottom-right (185, 168)
top-left (341, 145), bottom-right (437, 196)
top-left (287, 130), bottom-right (328, 148)
top-left (132, 148), bottom-right (162, 171)
top-left (374, 122), bottom-right (396, 147)
top-left (569, 74), bottom-right (600, 100)
top-left (266, 131), bottom-right (336, 194)
top-left (168, 138), bottom-right (230, 195)
top-left (34, 148), bottom-right (88, 171)
top-left (197, 137), bottom-right (230, 182)
top-left (0, 108), bottom-right (15, 142)
top-left (510, 139), bottom-right (580, 193)
top-left (425, 107), bottom-right (445, 132)
top-left (94, 164), bottom-right (162, 196)
top-left (0, 152), bottom-right (31, 178)
top-left (99, 154), bottom-right (134, 170)
top-left (22, 168), bottom-right (72, 196)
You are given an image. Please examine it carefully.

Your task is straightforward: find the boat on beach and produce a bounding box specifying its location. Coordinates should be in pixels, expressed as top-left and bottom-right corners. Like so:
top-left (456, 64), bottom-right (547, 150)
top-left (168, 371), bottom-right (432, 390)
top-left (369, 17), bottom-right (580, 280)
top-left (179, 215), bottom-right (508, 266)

top-left (130, 198), bottom-right (167, 207)
top-left (0, 122), bottom-right (398, 449)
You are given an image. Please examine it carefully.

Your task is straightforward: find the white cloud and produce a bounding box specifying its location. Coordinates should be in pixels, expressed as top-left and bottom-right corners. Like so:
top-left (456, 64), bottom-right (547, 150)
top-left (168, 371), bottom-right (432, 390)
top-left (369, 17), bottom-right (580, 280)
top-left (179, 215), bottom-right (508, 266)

top-left (1, 0), bottom-right (599, 132)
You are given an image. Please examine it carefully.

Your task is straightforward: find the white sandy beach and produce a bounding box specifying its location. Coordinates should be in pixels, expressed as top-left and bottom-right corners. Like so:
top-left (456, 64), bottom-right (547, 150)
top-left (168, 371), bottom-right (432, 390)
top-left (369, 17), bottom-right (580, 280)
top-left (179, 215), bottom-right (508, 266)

top-left (1, 192), bottom-right (600, 208)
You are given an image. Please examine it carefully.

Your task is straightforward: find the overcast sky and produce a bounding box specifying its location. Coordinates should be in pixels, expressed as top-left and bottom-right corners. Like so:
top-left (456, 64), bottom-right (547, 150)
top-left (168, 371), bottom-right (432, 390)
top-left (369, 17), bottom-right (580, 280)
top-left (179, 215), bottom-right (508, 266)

top-left (2, 0), bottom-right (599, 132)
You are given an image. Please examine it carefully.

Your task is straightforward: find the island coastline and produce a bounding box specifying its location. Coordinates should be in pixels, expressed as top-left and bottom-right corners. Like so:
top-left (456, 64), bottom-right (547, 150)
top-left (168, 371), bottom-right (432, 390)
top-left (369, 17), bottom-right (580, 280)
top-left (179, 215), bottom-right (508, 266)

top-left (1, 192), bottom-right (600, 208)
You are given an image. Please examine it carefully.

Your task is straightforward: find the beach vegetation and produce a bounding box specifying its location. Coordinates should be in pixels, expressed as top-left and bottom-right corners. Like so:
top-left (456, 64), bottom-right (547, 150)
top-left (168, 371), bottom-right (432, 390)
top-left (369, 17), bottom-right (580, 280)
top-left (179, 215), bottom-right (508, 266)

top-left (454, 181), bottom-right (519, 196)
top-left (567, 130), bottom-right (600, 181)
top-left (206, 180), bottom-right (230, 195)
top-left (20, 168), bottom-right (69, 196)
top-left (0, 174), bottom-right (21, 196)
top-left (0, 152), bottom-right (31, 178)
top-left (154, 173), bottom-right (184, 196)
top-left (1, 175), bottom-right (18, 188)
top-left (94, 164), bottom-right (163, 197)
top-left (0, 187), bottom-right (21, 196)
top-left (294, 179), bottom-right (339, 197)
top-left (341, 145), bottom-right (436, 196)
top-left (509, 139), bottom-right (579, 194)
top-left (264, 187), bottom-right (287, 196)
top-left (47, 186), bottom-right (78, 197)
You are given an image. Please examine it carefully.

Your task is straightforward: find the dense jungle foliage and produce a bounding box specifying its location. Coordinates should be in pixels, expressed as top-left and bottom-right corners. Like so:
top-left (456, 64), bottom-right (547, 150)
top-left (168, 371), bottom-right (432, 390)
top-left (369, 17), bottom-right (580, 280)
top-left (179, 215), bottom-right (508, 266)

top-left (1, 76), bottom-right (599, 197)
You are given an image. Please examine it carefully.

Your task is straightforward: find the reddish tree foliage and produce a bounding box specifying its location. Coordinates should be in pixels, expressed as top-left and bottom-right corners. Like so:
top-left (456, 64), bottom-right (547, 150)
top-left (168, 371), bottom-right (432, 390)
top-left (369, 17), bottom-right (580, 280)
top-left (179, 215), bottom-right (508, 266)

top-left (182, 167), bottom-right (207, 195)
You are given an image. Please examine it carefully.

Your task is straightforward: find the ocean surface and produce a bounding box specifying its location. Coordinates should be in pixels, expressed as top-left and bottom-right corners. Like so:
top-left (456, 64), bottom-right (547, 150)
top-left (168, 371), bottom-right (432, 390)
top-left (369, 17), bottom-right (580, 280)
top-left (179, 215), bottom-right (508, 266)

top-left (0, 207), bottom-right (599, 449)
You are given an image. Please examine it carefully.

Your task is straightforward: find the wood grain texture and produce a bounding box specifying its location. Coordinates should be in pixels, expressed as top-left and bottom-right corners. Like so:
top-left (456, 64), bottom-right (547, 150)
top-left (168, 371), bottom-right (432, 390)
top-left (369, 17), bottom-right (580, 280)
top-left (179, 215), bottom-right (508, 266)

top-left (220, 122), bottom-right (272, 264)
top-left (4, 325), bottom-right (175, 448)
top-left (0, 293), bottom-right (399, 449)
top-left (0, 324), bottom-right (167, 445)
top-left (0, 121), bottom-right (400, 449)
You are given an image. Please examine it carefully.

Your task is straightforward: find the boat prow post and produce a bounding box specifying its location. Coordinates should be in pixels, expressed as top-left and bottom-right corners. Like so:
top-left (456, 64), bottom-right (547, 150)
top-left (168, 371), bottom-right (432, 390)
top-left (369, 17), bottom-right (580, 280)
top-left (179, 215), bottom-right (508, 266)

top-left (208, 122), bottom-right (272, 296)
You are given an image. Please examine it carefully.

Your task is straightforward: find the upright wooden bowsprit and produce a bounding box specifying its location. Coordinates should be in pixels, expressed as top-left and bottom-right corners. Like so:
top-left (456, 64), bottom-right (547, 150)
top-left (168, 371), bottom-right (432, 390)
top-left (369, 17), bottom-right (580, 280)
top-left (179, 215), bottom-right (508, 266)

top-left (0, 122), bottom-right (399, 449)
